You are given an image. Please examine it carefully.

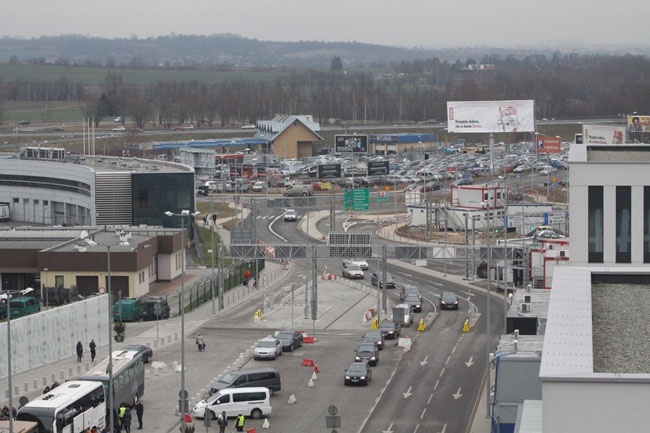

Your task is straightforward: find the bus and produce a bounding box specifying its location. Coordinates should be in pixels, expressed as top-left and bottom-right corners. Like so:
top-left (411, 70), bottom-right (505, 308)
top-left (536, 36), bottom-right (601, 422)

top-left (16, 381), bottom-right (105, 433)
top-left (78, 350), bottom-right (145, 408)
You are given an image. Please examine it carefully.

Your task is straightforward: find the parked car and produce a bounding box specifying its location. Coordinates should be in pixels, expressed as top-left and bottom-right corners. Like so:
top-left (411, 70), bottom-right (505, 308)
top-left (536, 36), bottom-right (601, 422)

top-left (342, 260), bottom-right (364, 279)
top-left (361, 329), bottom-right (384, 350)
top-left (141, 296), bottom-right (170, 321)
top-left (252, 181), bottom-right (265, 192)
top-left (275, 330), bottom-right (303, 351)
top-left (253, 337), bottom-right (282, 360)
top-left (283, 209), bottom-right (297, 222)
top-left (122, 344), bottom-right (153, 363)
top-left (378, 319), bottom-right (401, 339)
top-left (344, 361), bottom-right (372, 386)
top-left (371, 271), bottom-right (396, 289)
top-left (439, 291), bottom-right (459, 310)
top-left (354, 342), bottom-right (379, 366)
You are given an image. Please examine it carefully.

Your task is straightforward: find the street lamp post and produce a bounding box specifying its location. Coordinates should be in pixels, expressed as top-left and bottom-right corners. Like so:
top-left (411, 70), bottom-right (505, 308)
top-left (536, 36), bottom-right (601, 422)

top-left (482, 201), bottom-right (492, 418)
top-left (164, 209), bottom-right (200, 432)
top-left (106, 246), bottom-right (114, 433)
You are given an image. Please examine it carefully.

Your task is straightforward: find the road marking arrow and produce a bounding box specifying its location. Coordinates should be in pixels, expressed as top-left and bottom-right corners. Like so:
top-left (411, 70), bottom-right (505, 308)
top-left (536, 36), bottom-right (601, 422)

top-left (403, 386), bottom-right (413, 399)
top-left (382, 422), bottom-right (394, 433)
top-left (465, 356), bottom-right (474, 367)
top-left (452, 388), bottom-right (463, 399)
top-left (419, 356), bottom-right (429, 366)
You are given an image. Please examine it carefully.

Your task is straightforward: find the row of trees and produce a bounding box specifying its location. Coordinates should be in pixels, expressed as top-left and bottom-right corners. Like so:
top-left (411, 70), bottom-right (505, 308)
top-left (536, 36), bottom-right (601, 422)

top-left (3, 52), bottom-right (650, 127)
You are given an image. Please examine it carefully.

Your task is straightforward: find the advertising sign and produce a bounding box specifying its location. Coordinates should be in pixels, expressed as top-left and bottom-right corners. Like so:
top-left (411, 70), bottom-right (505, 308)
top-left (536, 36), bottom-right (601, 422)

top-left (627, 115), bottom-right (650, 133)
top-left (335, 135), bottom-right (368, 153)
top-left (447, 100), bottom-right (535, 133)
top-left (367, 160), bottom-right (389, 176)
top-left (318, 163), bottom-right (341, 179)
top-left (582, 124), bottom-right (626, 144)
top-left (536, 136), bottom-right (561, 154)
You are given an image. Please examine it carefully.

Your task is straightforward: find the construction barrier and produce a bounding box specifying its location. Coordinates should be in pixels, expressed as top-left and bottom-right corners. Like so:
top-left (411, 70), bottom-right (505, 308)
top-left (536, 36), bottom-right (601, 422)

top-left (303, 336), bottom-right (315, 344)
top-left (301, 358), bottom-right (315, 367)
top-left (417, 319), bottom-right (426, 331)
top-left (462, 319), bottom-right (471, 332)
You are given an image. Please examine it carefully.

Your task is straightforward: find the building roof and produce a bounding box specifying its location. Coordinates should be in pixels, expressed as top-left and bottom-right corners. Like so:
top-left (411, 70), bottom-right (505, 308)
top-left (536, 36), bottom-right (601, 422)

top-left (256, 114), bottom-right (323, 142)
top-left (152, 138), bottom-right (269, 151)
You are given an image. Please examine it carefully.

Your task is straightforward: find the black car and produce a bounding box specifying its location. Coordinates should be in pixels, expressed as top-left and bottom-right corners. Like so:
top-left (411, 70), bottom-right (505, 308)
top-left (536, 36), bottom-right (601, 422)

top-left (361, 329), bottom-right (384, 350)
top-left (378, 320), bottom-right (401, 339)
top-left (401, 286), bottom-right (422, 301)
top-left (403, 293), bottom-right (422, 313)
top-left (275, 330), bottom-right (303, 351)
top-left (355, 342), bottom-right (379, 366)
top-left (344, 361), bottom-right (372, 386)
top-left (440, 291), bottom-right (459, 310)
top-left (122, 344), bottom-right (153, 363)
top-left (370, 272), bottom-right (396, 289)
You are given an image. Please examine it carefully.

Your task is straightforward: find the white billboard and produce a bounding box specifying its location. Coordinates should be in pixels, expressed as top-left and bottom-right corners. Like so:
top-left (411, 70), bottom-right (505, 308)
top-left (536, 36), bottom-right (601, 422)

top-left (447, 100), bottom-right (535, 133)
top-left (582, 124), bottom-right (626, 144)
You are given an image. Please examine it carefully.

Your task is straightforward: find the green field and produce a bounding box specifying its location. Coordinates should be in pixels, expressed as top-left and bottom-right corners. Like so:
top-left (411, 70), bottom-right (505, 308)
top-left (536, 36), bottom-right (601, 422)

top-left (0, 63), bottom-right (286, 87)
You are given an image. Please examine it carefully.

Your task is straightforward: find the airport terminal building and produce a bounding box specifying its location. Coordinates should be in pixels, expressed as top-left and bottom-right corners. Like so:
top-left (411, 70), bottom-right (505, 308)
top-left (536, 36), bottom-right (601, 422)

top-left (0, 147), bottom-right (195, 228)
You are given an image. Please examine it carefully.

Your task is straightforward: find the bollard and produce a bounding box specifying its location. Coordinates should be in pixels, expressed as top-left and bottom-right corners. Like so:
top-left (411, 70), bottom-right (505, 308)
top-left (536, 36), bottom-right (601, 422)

top-left (24, 383), bottom-right (28, 392)
top-left (14, 385), bottom-right (19, 396)
top-left (43, 377), bottom-right (47, 386)
top-left (51, 373), bottom-right (56, 383)
top-left (60, 371), bottom-right (65, 380)
top-left (68, 367), bottom-right (73, 377)
top-left (33, 380), bottom-right (38, 390)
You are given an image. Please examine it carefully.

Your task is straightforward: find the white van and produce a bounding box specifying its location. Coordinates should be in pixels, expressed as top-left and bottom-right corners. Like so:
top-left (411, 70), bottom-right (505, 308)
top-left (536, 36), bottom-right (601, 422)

top-left (192, 387), bottom-right (271, 420)
top-left (394, 303), bottom-right (413, 327)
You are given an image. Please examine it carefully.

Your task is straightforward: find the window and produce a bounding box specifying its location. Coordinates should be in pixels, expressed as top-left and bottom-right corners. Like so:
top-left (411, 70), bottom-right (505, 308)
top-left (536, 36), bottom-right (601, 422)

top-left (616, 186), bottom-right (631, 263)
top-left (588, 186), bottom-right (604, 263)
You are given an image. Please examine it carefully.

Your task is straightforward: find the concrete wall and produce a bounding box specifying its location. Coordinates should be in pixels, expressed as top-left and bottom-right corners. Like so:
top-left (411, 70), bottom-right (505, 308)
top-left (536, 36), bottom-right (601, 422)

top-left (0, 295), bottom-right (109, 379)
top-left (543, 380), bottom-right (650, 432)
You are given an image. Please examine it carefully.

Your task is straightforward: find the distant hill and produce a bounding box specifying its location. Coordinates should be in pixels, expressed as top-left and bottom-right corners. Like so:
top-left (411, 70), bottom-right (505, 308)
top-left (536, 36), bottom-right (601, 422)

top-left (1, 34), bottom-right (648, 70)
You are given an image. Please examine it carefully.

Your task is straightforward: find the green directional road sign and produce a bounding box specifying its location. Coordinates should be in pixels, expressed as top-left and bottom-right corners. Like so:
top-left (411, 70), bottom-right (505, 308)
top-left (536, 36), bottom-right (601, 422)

top-left (344, 188), bottom-right (370, 210)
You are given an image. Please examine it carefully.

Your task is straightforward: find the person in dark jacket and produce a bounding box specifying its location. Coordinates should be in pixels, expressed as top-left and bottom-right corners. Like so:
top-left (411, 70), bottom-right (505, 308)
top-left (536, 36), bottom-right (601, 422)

top-left (122, 406), bottom-right (132, 433)
top-left (89, 340), bottom-right (97, 362)
top-left (134, 400), bottom-right (144, 429)
top-left (76, 341), bottom-right (83, 362)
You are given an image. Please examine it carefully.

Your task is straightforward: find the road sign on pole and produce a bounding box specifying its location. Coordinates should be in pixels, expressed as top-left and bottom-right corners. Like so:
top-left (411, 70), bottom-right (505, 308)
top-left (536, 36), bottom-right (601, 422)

top-left (344, 188), bottom-right (370, 210)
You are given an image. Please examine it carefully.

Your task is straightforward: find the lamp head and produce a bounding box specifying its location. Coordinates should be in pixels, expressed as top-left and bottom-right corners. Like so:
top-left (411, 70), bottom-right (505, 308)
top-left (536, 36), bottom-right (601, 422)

top-left (164, 211), bottom-right (173, 217)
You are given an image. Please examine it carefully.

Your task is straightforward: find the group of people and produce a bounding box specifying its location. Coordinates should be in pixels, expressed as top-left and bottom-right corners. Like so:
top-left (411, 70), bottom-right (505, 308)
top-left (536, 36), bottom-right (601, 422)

top-left (76, 339), bottom-right (97, 362)
top-left (42, 380), bottom-right (61, 394)
top-left (215, 411), bottom-right (245, 433)
top-left (114, 400), bottom-right (144, 433)
top-left (0, 405), bottom-right (16, 421)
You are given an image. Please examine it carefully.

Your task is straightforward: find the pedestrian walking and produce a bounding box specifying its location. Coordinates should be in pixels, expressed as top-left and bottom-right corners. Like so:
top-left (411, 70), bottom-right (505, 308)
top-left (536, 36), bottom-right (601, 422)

top-left (76, 341), bottom-right (83, 362)
top-left (89, 339), bottom-right (97, 362)
top-left (216, 411), bottom-right (227, 433)
top-left (122, 406), bottom-right (132, 433)
top-left (195, 335), bottom-right (206, 352)
top-left (134, 400), bottom-right (144, 429)
top-left (202, 215), bottom-right (208, 226)
top-left (235, 412), bottom-right (245, 432)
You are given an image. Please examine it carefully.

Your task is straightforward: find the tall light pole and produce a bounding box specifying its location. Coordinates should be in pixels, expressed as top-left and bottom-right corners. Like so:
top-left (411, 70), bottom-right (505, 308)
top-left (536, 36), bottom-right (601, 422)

top-left (164, 209), bottom-right (199, 433)
top-left (106, 245), bottom-right (114, 433)
top-left (210, 195), bottom-right (216, 314)
top-left (482, 200), bottom-right (492, 418)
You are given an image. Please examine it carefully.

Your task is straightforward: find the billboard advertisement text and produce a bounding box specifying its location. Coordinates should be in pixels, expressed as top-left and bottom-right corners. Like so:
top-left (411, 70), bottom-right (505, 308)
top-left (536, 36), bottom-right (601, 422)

top-left (582, 124), bottom-right (626, 144)
top-left (447, 100), bottom-right (535, 133)
top-left (335, 135), bottom-right (368, 153)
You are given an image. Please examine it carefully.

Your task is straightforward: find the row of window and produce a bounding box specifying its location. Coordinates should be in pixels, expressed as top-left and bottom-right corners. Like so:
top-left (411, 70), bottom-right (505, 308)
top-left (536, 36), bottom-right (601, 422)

top-left (588, 186), bottom-right (650, 263)
top-left (1, 175), bottom-right (91, 196)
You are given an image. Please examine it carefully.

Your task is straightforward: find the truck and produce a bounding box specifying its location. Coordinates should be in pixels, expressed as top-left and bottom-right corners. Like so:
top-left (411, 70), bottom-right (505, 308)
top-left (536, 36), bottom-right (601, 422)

top-left (0, 203), bottom-right (9, 222)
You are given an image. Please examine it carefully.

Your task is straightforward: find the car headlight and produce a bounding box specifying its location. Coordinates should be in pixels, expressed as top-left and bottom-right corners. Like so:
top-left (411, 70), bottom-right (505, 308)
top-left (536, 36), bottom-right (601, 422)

top-left (360, 376), bottom-right (366, 380)
top-left (370, 356), bottom-right (376, 361)
top-left (345, 375), bottom-right (351, 379)
top-left (355, 356), bottom-right (361, 361)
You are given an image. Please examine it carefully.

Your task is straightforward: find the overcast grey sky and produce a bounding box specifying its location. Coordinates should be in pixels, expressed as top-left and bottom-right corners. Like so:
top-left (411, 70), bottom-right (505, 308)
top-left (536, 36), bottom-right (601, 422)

top-left (3, 0), bottom-right (649, 48)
